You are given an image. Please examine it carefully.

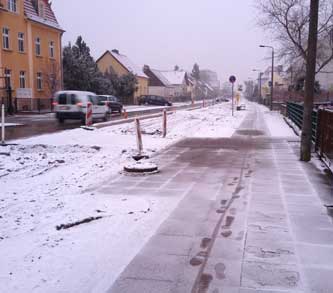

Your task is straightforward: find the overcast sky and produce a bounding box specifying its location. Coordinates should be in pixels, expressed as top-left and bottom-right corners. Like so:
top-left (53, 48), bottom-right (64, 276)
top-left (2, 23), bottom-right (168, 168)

top-left (52, 0), bottom-right (273, 86)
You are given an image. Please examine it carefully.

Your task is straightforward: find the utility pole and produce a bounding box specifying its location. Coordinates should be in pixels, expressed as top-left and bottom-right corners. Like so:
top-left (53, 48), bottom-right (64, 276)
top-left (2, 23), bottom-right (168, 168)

top-left (300, 0), bottom-right (319, 162)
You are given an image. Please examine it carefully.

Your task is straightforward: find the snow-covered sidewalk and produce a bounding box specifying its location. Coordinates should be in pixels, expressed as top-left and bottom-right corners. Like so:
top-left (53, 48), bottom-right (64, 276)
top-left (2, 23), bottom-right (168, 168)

top-left (0, 102), bottom-right (247, 293)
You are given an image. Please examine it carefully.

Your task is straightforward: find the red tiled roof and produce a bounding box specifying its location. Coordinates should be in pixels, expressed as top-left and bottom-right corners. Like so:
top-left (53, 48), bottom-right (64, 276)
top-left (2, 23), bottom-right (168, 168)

top-left (24, 0), bottom-right (63, 31)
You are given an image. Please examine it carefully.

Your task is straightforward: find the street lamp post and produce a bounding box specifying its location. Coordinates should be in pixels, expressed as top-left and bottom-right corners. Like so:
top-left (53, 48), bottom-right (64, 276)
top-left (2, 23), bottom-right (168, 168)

top-left (259, 45), bottom-right (274, 111)
top-left (253, 69), bottom-right (263, 103)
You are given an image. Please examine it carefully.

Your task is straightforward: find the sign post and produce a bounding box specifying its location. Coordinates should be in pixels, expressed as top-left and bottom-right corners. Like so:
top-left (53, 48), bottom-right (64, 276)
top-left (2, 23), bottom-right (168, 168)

top-left (229, 75), bottom-right (236, 117)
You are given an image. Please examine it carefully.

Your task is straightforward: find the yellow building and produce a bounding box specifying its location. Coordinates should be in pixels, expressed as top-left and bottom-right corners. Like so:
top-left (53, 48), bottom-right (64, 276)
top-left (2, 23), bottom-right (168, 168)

top-left (0, 0), bottom-right (63, 111)
top-left (97, 49), bottom-right (148, 104)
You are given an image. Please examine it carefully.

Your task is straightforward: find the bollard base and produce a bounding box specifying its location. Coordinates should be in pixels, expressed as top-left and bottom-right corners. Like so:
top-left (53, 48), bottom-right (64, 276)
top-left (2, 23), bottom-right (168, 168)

top-left (123, 160), bottom-right (159, 176)
top-left (132, 154), bottom-right (149, 161)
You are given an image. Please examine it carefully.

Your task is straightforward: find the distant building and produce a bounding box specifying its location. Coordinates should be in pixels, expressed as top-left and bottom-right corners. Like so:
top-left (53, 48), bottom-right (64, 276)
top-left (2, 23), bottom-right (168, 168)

top-left (261, 65), bottom-right (289, 100)
top-left (143, 65), bottom-right (173, 97)
top-left (0, 0), bottom-right (64, 111)
top-left (143, 66), bottom-right (190, 99)
top-left (96, 49), bottom-right (148, 104)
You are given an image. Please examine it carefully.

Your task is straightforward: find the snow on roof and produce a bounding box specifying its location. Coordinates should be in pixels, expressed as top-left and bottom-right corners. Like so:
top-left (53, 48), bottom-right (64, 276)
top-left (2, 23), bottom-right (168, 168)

top-left (151, 69), bottom-right (171, 86)
top-left (159, 70), bottom-right (187, 85)
top-left (110, 50), bottom-right (148, 78)
top-left (203, 82), bottom-right (214, 91)
top-left (24, 0), bottom-right (63, 31)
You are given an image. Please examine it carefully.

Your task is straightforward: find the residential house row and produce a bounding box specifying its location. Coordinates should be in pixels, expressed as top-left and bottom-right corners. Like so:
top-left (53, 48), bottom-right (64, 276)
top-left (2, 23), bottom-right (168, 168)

top-left (0, 0), bottom-right (63, 111)
top-left (1, 1), bottom-right (220, 110)
top-left (97, 50), bottom-right (219, 104)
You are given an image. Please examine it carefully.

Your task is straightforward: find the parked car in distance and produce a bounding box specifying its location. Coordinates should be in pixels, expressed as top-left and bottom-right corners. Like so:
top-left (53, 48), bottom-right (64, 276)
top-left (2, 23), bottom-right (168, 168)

top-left (53, 91), bottom-right (108, 124)
top-left (97, 95), bottom-right (123, 114)
top-left (138, 95), bottom-right (172, 106)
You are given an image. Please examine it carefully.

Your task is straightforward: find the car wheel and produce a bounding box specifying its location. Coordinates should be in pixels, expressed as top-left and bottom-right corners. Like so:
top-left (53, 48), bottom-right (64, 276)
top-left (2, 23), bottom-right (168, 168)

top-left (164, 103), bottom-right (168, 106)
top-left (58, 117), bottom-right (64, 123)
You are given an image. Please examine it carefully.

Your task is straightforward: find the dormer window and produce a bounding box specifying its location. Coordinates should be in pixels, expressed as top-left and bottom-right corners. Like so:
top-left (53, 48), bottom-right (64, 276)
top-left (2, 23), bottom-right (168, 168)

top-left (7, 0), bottom-right (17, 12)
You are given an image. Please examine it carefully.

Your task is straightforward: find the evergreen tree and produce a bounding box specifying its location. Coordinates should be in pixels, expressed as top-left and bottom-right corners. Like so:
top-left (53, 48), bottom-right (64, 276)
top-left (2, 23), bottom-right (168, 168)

top-left (192, 63), bottom-right (200, 81)
top-left (63, 36), bottom-right (137, 100)
top-left (63, 36), bottom-right (112, 94)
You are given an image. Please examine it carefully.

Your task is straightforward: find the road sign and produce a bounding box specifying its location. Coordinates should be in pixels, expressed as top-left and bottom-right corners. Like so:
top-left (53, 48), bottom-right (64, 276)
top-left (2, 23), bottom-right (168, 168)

top-left (229, 75), bottom-right (236, 83)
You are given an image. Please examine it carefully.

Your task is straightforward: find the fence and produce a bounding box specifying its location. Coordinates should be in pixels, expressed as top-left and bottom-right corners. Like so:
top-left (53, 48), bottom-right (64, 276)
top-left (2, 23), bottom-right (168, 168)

top-left (317, 109), bottom-right (333, 164)
top-left (286, 102), bottom-right (333, 170)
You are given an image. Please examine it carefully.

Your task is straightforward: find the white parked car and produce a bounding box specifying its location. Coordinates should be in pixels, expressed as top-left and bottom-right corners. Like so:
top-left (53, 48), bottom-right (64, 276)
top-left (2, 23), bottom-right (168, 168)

top-left (53, 91), bottom-right (108, 124)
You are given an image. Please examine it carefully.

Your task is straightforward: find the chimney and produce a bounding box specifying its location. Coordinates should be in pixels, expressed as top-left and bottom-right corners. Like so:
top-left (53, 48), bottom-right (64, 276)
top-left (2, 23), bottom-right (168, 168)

top-left (143, 65), bottom-right (150, 73)
top-left (112, 49), bottom-right (119, 54)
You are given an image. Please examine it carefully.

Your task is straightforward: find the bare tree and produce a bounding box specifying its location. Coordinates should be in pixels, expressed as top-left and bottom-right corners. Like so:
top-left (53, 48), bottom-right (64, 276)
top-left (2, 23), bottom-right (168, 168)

top-left (43, 60), bottom-right (62, 98)
top-left (256, 0), bottom-right (333, 74)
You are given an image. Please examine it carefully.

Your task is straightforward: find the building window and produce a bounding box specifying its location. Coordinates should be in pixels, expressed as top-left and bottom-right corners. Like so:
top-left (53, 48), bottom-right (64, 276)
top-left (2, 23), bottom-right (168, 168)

top-left (49, 41), bottom-right (54, 58)
top-left (7, 0), bottom-right (17, 12)
top-left (18, 32), bottom-right (24, 52)
top-left (35, 37), bottom-right (41, 56)
top-left (37, 72), bottom-right (42, 90)
top-left (2, 27), bottom-right (10, 49)
top-left (19, 71), bottom-right (26, 88)
top-left (4, 69), bottom-right (11, 88)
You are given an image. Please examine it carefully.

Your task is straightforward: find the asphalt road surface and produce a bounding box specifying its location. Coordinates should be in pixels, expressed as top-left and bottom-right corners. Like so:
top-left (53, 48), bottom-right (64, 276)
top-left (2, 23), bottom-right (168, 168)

top-left (4, 103), bottom-right (200, 141)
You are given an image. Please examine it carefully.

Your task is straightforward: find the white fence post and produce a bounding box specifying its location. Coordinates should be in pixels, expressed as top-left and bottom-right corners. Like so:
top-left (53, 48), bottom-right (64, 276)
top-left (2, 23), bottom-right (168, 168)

top-left (135, 118), bottom-right (143, 154)
top-left (1, 104), bottom-right (5, 145)
top-left (86, 102), bottom-right (93, 126)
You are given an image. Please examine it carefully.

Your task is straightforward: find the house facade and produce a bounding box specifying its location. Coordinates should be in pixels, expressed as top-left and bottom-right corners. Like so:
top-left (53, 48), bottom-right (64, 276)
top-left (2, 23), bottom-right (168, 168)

top-left (143, 65), bottom-right (173, 97)
top-left (97, 49), bottom-right (148, 104)
top-left (261, 65), bottom-right (289, 101)
top-left (0, 0), bottom-right (63, 111)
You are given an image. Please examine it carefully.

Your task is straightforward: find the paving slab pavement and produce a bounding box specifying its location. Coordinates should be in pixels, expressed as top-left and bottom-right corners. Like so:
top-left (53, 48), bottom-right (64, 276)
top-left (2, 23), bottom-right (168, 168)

top-left (104, 105), bottom-right (333, 293)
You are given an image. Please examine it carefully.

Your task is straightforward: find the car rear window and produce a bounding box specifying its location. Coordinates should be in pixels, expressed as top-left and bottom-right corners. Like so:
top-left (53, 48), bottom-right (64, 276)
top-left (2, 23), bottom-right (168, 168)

top-left (57, 93), bottom-right (67, 105)
top-left (70, 94), bottom-right (77, 105)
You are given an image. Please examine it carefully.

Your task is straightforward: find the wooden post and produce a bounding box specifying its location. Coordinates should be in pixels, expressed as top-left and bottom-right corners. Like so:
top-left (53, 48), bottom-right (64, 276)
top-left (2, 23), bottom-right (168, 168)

top-left (1, 104), bottom-right (5, 145)
top-left (135, 118), bottom-right (143, 154)
top-left (162, 109), bottom-right (167, 138)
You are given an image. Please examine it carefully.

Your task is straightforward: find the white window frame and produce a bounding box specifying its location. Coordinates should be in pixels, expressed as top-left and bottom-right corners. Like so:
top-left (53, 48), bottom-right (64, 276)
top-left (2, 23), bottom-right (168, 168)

top-left (37, 72), bottom-right (43, 90)
top-left (19, 71), bottom-right (26, 88)
top-left (2, 27), bottom-right (10, 49)
top-left (18, 32), bottom-right (24, 52)
top-left (49, 41), bottom-right (54, 58)
top-left (35, 37), bottom-right (41, 56)
top-left (7, 0), bottom-right (17, 13)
